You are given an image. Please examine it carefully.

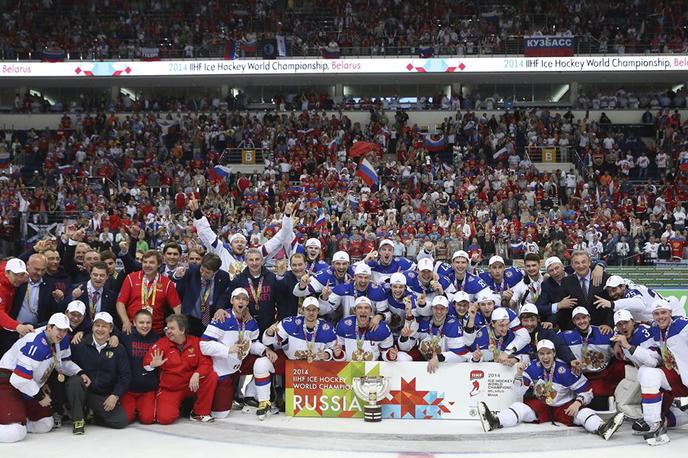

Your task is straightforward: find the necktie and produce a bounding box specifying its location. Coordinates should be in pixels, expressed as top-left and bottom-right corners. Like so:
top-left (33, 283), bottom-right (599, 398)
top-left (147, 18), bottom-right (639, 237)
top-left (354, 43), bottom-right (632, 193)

top-left (200, 279), bottom-right (210, 326)
top-left (579, 276), bottom-right (588, 296)
top-left (90, 290), bottom-right (101, 318)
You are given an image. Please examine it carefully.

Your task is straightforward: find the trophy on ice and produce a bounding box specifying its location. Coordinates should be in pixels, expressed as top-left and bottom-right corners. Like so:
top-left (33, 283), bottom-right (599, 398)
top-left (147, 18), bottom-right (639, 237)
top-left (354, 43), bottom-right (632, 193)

top-left (352, 375), bottom-right (391, 422)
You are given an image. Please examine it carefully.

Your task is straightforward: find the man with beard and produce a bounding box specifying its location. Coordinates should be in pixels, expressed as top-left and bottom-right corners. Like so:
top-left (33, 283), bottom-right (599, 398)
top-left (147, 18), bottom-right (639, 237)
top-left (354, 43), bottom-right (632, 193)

top-left (200, 288), bottom-right (272, 419)
top-left (384, 272), bottom-right (418, 336)
top-left (509, 253), bottom-right (545, 312)
top-left (399, 295), bottom-right (471, 369)
top-left (406, 258), bottom-right (451, 318)
top-left (42, 248), bottom-right (71, 296)
top-left (293, 251), bottom-right (354, 311)
top-left (256, 297), bottom-right (337, 420)
top-left (561, 307), bottom-right (625, 407)
top-left (332, 297), bottom-right (399, 362)
top-left (361, 239), bottom-right (415, 284)
top-left (325, 263), bottom-right (388, 325)
top-left (597, 275), bottom-right (684, 322)
top-left (190, 197), bottom-right (295, 279)
top-left (477, 340), bottom-right (624, 440)
top-left (636, 300), bottom-right (688, 445)
top-left (517, 303), bottom-right (577, 366)
top-left (440, 250), bottom-right (490, 303)
top-left (298, 238), bottom-right (328, 274)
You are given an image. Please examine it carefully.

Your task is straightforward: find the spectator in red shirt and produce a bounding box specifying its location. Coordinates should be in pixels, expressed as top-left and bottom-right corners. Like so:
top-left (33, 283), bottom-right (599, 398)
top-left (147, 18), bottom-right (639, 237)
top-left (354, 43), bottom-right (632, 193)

top-left (116, 251), bottom-right (181, 335)
top-left (143, 314), bottom-right (217, 424)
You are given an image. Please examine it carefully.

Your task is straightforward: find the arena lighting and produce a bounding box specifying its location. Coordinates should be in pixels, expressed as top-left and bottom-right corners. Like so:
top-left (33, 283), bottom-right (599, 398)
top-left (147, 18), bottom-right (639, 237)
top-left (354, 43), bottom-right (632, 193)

top-left (29, 89), bottom-right (55, 106)
top-left (551, 84), bottom-right (570, 102)
top-left (120, 88), bottom-right (138, 101)
top-left (672, 84), bottom-right (685, 92)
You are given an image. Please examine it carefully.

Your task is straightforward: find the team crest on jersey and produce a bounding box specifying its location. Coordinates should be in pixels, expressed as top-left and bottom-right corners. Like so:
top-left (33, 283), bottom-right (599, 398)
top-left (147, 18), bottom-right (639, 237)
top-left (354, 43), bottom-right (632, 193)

top-left (394, 257), bottom-right (400, 262)
top-left (284, 317), bottom-right (294, 323)
top-left (476, 330), bottom-right (483, 339)
top-left (344, 319), bottom-right (352, 326)
top-left (188, 347), bottom-right (194, 354)
top-left (41, 337), bottom-right (47, 345)
top-left (505, 271), bottom-right (512, 278)
top-left (407, 272), bottom-right (416, 279)
top-left (322, 323), bottom-right (330, 331)
top-left (105, 351), bottom-right (114, 359)
top-left (557, 366), bottom-right (566, 374)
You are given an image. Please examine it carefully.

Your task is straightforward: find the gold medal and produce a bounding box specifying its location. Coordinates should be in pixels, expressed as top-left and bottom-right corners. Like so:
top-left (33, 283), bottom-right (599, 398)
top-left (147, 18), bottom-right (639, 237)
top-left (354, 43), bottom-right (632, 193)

top-left (57, 373), bottom-right (65, 383)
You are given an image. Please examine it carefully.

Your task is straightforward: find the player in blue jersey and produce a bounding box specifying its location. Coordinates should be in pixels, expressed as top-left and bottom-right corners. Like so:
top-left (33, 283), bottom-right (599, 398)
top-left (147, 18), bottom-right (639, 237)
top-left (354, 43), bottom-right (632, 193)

top-left (293, 251), bottom-right (353, 311)
top-left (360, 239), bottom-right (416, 284)
top-left (384, 272), bottom-right (418, 336)
top-left (325, 263), bottom-right (389, 324)
top-left (478, 339), bottom-right (624, 440)
top-left (478, 255), bottom-right (523, 305)
top-left (293, 238), bottom-right (329, 275)
top-left (441, 250), bottom-right (490, 303)
top-left (406, 258), bottom-right (452, 318)
top-left (255, 297), bottom-right (337, 420)
top-left (636, 300), bottom-right (688, 445)
top-left (332, 296), bottom-right (406, 362)
top-left (464, 289), bottom-right (529, 354)
top-left (470, 308), bottom-right (530, 365)
top-left (561, 307), bottom-right (625, 401)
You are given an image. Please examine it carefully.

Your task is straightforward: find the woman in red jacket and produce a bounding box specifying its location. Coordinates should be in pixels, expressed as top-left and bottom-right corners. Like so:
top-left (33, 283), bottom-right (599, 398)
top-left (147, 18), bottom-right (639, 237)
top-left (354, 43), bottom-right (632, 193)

top-left (144, 314), bottom-right (217, 424)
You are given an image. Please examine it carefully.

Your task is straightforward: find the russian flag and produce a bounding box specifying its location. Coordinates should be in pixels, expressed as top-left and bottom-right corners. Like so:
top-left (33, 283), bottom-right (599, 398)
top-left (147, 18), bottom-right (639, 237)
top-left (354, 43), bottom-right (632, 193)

top-left (212, 165), bottom-right (232, 178)
top-left (424, 134), bottom-right (447, 152)
top-left (225, 40), bottom-right (239, 60)
top-left (419, 45), bottom-right (434, 58)
top-left (57, 165), bottom-right (72, 174)
top-left (493, 147), bottom-right (509, 161)
top-left (0, 151), bottom-right (10, 168)
top-left (315, 212), bottom-right (327, 228)
top-left (357, 158), bottom-right (379, 187)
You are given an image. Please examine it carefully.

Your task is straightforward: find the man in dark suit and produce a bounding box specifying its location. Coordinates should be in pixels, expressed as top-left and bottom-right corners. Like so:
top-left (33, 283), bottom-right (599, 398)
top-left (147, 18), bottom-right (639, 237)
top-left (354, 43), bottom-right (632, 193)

top-left (559, 251), bottom-right (612, 332)
top-left (275, 253), bottom-right (308, 320)
top-left (0, 253), bottom-right (61, 355)
top-left (173, 253), bottom-right (231, 337)
top-left (63, 261), bottom-right (118, 327)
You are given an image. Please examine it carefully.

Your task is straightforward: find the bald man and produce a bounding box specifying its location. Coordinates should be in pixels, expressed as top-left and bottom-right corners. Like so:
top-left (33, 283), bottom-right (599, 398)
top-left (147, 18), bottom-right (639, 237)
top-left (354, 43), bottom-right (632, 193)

top-left (0, 254), bottom-right (62, 355)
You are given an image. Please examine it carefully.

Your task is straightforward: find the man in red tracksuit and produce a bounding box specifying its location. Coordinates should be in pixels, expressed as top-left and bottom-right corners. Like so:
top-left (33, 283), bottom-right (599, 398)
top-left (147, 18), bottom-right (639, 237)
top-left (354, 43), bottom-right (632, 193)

top-left (0, 259), bottom-right (33, 356)
top-left (143, 314), bottom-right (217, 424)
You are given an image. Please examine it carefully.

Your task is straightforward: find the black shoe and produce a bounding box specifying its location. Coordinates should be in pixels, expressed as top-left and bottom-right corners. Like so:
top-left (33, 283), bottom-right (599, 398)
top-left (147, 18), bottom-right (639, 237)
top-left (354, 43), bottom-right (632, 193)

top-left (478, 402), bottom-right (501, 432)
top-left (243, 397), bottom-right (259, 408)
top-left (632, 419), bottom-right (650, 435)
top-left (597, 412), bottom-right (624, 440)
top-left (673, 397), bottom-right (688, 411)
top-left (644, 421), bottom-right (670, 446)
top-left (274, 388), bottom-right (285, 413)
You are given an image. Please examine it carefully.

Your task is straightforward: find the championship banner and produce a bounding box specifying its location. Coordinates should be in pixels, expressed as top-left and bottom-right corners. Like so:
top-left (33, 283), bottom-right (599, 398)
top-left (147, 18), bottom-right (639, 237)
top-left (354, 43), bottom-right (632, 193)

top-left (524, 36), bottom-right (575, 57)
top-left (285, 361), bottom-right (519, 420)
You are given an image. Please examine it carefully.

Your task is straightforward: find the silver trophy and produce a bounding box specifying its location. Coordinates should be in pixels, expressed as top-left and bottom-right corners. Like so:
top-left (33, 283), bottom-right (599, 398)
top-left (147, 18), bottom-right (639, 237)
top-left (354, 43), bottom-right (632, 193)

top-left (352, 376), bottom-right (391, 422)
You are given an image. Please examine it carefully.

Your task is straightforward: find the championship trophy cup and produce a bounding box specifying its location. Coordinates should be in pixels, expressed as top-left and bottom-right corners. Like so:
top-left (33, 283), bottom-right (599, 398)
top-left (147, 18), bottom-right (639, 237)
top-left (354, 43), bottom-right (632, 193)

top-left (352, 376), bottom-right (391, 422)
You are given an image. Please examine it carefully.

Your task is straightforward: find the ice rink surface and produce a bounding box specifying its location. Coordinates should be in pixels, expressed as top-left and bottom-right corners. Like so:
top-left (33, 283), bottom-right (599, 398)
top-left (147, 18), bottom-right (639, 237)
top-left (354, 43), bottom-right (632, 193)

top-left (7, 412), bottom-right (685, 458)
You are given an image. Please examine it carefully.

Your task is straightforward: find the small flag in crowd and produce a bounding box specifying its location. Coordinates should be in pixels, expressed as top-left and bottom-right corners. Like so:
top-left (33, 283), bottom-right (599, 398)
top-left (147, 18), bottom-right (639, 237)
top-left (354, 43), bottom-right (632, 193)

top-left (212, 165), bottom-right (233, 178)
top-left (57, 165), bottom-right (72, 174)
top-left (225, 40), bottom-right (239, 60)
top-left (423, 134), bottom-right (447, 152)
top-left (357, 158), bottom-right (379, 186)
top-left (315, 211), bottom-right (327, 228)
top-left (418, 45), bottom-right (434, 58)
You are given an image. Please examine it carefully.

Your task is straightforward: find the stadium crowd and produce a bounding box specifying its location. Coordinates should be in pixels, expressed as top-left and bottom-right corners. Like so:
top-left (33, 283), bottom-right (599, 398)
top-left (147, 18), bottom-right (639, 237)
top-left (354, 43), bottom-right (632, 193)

top-left (2, 0), bottom-right (687, 60)
top-left (0, 98), bottom-right (687, 446)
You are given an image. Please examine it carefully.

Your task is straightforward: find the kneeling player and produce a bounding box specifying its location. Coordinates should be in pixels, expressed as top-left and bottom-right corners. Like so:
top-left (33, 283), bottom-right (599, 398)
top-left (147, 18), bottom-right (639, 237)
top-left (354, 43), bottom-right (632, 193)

top-left (256, 297), bottom-right (337, 420)
top-left (478, 340), bottom-right (624, 440)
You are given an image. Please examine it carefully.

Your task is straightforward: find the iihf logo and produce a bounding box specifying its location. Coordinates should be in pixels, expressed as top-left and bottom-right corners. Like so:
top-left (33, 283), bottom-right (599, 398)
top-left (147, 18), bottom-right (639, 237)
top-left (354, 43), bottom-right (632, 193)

top-left (469, 370), bottom-right (484, 397)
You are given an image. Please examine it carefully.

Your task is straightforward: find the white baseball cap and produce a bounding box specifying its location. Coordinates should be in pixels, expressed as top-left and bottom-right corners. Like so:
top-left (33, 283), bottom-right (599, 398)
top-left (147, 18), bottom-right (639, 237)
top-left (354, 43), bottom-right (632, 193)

top-left (432, 295), bottom-right (449, 308)
top-left (231, 287), bottom-right (249, 299)
top-left (48, 312), bottom-right (72, 330)
top-left (613, 309), bottom-right (634, 324)
top-left (544, 256), bottom-right (563, 270)
top-left (93, 311), bottom-right (113, 324)
top-left (5, 258), bottom-right (27, 275)
top-left (66, 300), bottom-right (86, 315)
top-left (491, 308), bottom-right (510, 321)
top-left (379, 239), bottom-right (394, 249)
top-left (604, 275), bottom-right (626, 289)
top-left (488, 255), bottom-right (505, 266)
top-left (305, 238), bottom-right (321, 249)
top-left (476, 289), bottom-right (497, 304)
top-left (651, 299), bottom-right (672, 312)
top-left (417, 258), bottom-right (434, 271)
top-left (229, 233), bottom-right (247, 243)
top-left (453, 291), bottom-right (470, 303)
top-left (519, 303), bottom-right (539, 317)
top-left (303, 297), bottom-right (320, 309)
top-left (354, 296), bottom-right (372, 307)
top-left (536, 339), bottom-right (555, 351)
top-left (332, 251), bottom-right (350, 263)
top-left (354, 263), bottom-right (372, 276)
top-left (572, 306), bottom-right (590, 318)
top-left (452, 250), bottom-right (470, 261)
top-left (389, 272), bottom-right (406, 286)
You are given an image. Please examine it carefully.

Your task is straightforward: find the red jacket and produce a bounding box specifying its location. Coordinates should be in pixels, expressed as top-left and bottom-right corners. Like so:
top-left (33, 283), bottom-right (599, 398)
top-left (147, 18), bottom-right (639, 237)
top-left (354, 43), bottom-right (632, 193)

top-left (144, 335), bottom-right (213, 391)
top-left (0, 261), bottom-right (19, 331)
